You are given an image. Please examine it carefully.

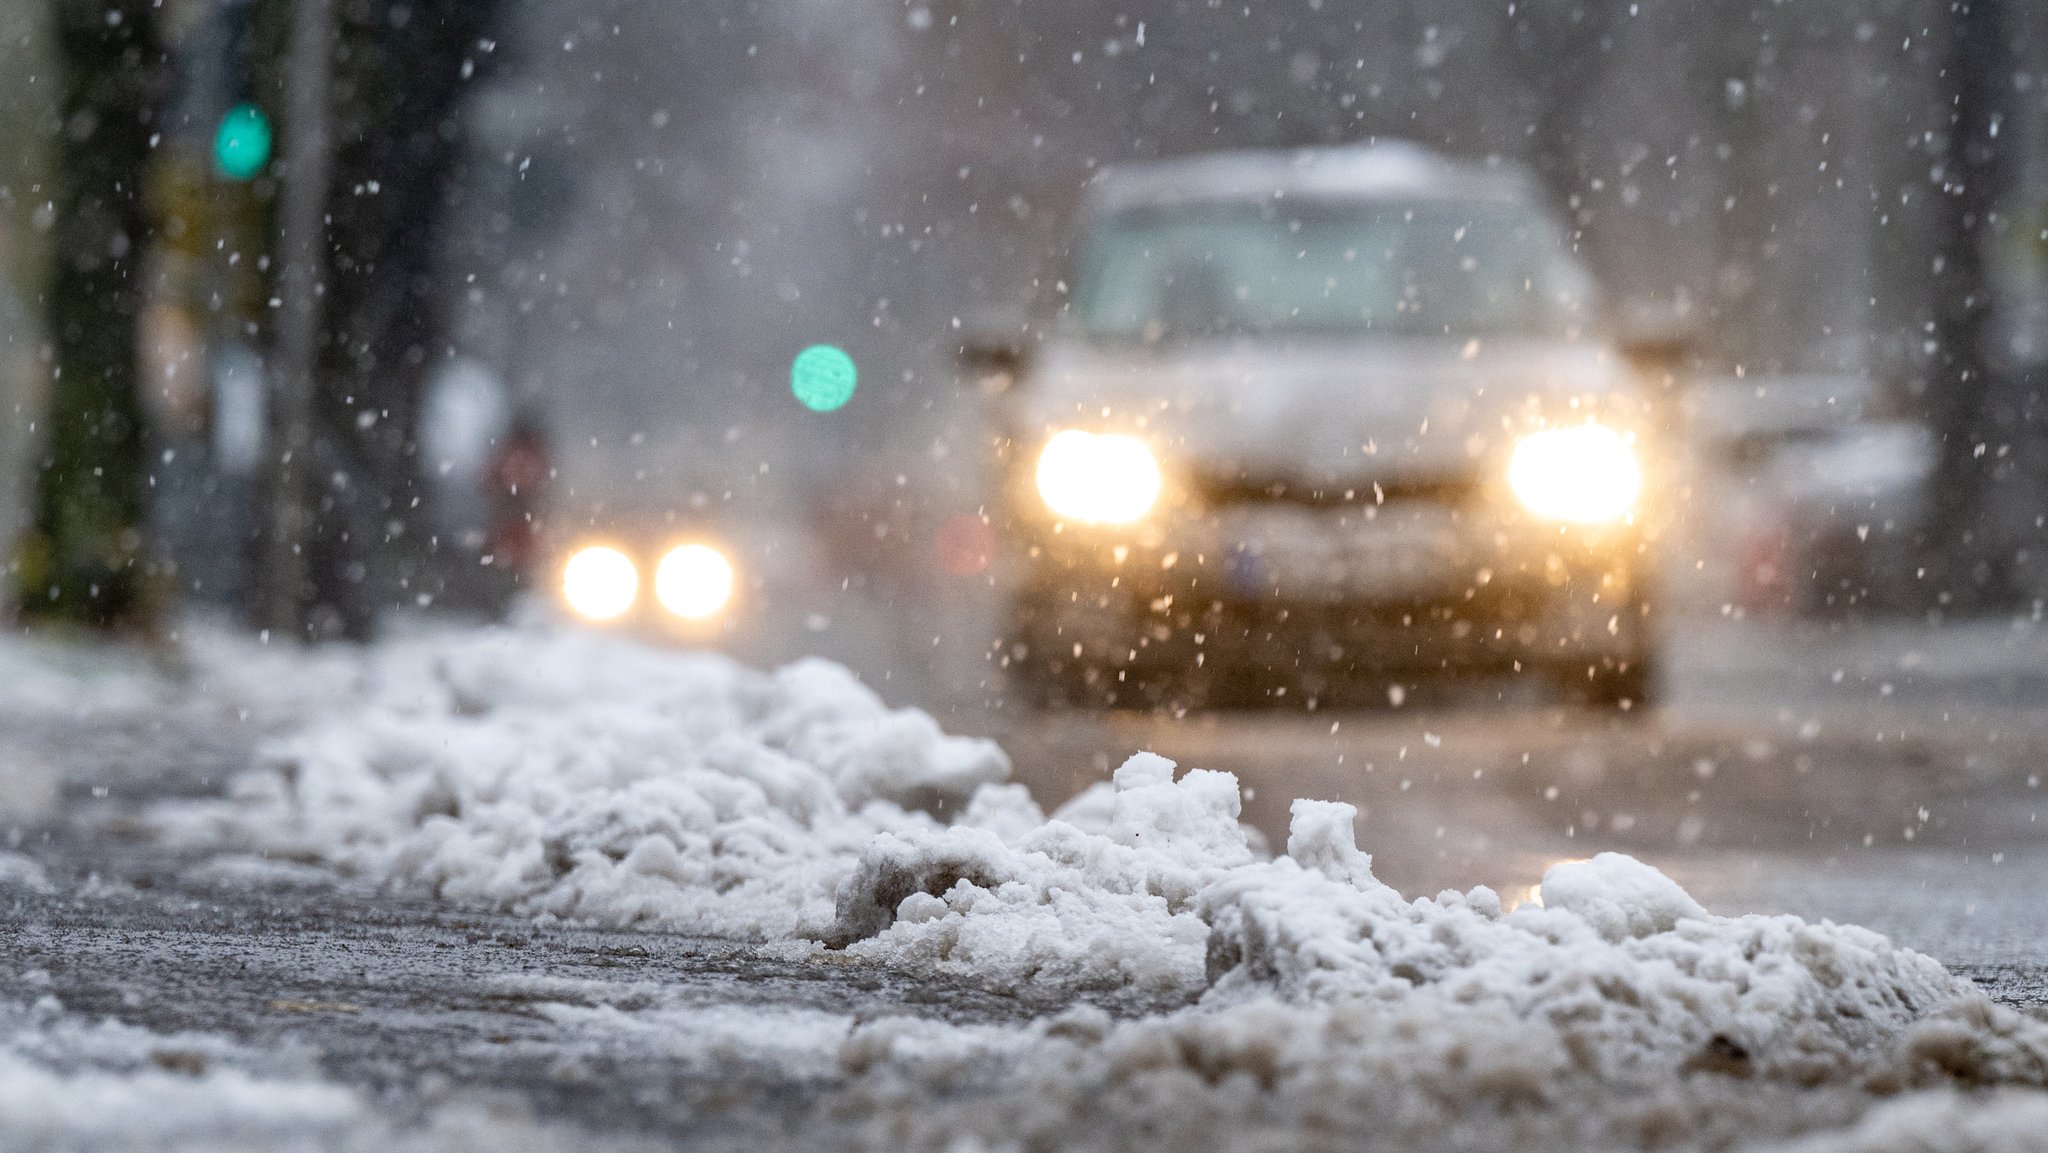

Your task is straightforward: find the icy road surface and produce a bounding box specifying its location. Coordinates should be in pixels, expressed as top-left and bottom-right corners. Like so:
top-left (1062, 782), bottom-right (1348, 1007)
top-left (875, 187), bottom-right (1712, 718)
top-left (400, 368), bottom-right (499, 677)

top-left (0, 618), bottom-right (2043, 1152)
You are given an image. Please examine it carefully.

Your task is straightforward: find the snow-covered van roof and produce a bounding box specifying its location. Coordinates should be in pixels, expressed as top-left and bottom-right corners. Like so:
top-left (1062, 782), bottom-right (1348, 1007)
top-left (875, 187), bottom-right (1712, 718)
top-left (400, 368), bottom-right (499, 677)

top-left (1084, 141), bottom-right (1540, 213)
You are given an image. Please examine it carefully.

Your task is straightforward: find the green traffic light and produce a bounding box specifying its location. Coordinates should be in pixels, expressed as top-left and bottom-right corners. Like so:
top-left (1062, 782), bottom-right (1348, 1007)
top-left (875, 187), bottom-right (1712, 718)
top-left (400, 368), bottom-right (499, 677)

top-left (791, 344), bottom-right (857, 412)
top-left (213, 103), bottom-right (272, 181)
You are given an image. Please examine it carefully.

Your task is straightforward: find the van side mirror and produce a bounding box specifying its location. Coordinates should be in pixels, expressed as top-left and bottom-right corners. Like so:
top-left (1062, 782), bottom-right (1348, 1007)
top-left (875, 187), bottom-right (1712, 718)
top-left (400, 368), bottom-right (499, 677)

top-left (1621, 332), bottom-right (1694, 382)
top-left (953, 310), bottom-right (1034, 392)
top-left (1615, 306), bottom-right (1701, 397)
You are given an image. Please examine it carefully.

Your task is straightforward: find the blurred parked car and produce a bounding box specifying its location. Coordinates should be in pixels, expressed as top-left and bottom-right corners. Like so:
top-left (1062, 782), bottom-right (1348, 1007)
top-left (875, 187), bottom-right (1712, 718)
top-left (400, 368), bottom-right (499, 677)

top-left (967, 143), bottom-right (1665, 710)
top-left (1682, 373), bottom-right (1935, 618)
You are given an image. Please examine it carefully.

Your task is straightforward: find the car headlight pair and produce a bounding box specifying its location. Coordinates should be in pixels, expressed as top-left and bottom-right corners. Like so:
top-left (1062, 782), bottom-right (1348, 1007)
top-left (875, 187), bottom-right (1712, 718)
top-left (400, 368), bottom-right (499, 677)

top-left (562, 543), bottom-right (734, 622)
top-left (1033, 422), bottom-right (1638, 527)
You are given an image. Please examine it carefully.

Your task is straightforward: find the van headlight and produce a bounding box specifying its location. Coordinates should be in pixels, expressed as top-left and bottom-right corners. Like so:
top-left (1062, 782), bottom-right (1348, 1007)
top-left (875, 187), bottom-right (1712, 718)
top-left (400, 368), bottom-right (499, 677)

top-left (1507, 424), bottom-right (1641, 524)
top-left (655, 543), bottom-right (735, 620)
top-left (562, 545), bottom-right (639, 621)
top-left (1035, 429), bottom-right (1162, 525)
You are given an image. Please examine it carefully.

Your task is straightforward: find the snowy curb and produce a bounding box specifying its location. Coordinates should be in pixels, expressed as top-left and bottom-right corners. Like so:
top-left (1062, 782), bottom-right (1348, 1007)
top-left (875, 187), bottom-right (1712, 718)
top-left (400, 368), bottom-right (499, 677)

top-left (128, 627), bottom-right (2048, 1148)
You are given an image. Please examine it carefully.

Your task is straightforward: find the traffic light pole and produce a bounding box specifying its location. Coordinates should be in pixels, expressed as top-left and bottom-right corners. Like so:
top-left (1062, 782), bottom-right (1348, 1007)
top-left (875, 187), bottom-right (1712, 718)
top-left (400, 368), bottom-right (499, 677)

top-left (258, 0), bottom-right (332, 637)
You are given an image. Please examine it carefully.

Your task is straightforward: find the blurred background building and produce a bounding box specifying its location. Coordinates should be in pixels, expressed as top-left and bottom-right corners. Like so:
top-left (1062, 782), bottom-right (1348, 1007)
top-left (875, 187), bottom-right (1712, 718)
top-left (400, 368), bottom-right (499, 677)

top-left (4, 0), bottom-right (2048, 650)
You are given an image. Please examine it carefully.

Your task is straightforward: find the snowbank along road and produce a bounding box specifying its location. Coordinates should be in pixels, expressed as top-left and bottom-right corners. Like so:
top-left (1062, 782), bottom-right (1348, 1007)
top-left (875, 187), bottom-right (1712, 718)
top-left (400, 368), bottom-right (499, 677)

top-left (0, 624), bottom-right (2044, 1152)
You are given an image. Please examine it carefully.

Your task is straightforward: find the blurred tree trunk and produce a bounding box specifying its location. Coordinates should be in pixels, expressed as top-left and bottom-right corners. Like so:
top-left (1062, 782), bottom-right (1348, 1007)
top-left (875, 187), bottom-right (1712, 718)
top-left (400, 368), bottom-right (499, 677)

top-left (299, 0), bottom-right (501, 640)
top-left (18, 0), bottom-right (164, 628)
top-left (253, 0), bottom-right (501, 641)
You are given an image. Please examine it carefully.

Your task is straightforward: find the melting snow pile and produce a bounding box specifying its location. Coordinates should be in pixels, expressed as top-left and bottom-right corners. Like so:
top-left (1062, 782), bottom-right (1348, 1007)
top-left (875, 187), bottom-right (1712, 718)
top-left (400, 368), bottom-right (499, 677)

top-left (156, 629), bottom-right (1013, 941)
top-left (149, 628), bottom-right (2048, 1150)
top-left (0, 994), bottom-right (658, 1153)
top-left (0, 997), bottom-right (362, 1153)
top-left (822, 758), bottom-right (2048, 1148)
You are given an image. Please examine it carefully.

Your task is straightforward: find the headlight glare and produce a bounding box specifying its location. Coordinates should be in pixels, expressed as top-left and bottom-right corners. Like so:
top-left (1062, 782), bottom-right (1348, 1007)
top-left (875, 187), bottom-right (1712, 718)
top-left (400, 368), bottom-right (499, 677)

top-left (562, 546), bottom-right (639, 620)
top-left (655, 543), bottom-right (735, 620)
top-left (1035, 430), bottom-right (1162, 525)
top-left (1507, 424), bottom-right (1640, 524)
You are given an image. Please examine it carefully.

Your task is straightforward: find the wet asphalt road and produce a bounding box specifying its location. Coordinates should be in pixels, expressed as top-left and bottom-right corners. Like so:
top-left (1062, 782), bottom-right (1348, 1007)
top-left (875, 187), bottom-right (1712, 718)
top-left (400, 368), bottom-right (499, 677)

top-left (0, 706), bottom-right (1067, 1146)
top-left (0, 876), bottom-right (1054, 1145)
top-left (0, 612), bottom-right (2043, 1144)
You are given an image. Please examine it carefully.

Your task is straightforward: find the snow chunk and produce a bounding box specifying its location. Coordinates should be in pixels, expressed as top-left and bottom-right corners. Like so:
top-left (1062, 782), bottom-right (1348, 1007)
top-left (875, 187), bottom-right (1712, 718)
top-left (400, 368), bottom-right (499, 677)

top-left (0, 996), bottom-right (361, 1149)
top-left (1770, 1089), bottom-right (2048, 1153)
top-left (1048, 781), bottom-right (1116, 834)
top-left (764, 658), bottom-right (1010, 808)
top-left (0, 851), bottom-right (52, 893)
top-left (1538, 852), bottom-right (1708, 941)
top-left (1107, 752), bottom-right (1251, 867)
top-left (0, 995), bottom-right (657, 1152)
top-left (805, 992), bottom-right (2048, 1153)
top-left (829, 754), bottom-right (1244, 996)
top-left (153, 628), bottom-right (1009, 942)
top-left (1188, 804), bottom-right (1993, 1087)
top-left (1283, 798), bottom-right (1373, 886)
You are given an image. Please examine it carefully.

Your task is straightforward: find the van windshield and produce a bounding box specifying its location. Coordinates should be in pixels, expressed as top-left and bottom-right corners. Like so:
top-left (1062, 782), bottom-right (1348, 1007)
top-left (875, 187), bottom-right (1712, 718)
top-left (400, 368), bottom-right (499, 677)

top-left (1071, 198), bottom-right (1594, 343)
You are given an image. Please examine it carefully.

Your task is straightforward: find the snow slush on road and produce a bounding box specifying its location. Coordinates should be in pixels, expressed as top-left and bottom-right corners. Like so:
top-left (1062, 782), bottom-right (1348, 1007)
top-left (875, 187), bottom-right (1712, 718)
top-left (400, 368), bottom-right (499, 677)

top-left (8, 626), bottom-right (2048, 1151)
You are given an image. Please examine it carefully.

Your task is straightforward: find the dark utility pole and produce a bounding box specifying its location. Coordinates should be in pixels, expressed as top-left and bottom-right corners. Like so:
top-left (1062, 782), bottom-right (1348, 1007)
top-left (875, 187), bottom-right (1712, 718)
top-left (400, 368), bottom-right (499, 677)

top-left (20, 0), bottom-right (165, 628)
top-left (256, 0), bottom-right (333, 637)
top-left (1925, 0), bottom-right (2015, 612)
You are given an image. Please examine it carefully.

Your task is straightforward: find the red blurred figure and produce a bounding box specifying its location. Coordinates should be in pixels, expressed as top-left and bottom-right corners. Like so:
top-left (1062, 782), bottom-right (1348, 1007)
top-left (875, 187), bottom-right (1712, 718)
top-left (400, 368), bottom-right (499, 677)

top-left (934, 513), bottom-right (995, 577)
top-left (1737, 521), bottom-right (1794, 617)
top-left (484, 412), bottom-right (552, 612)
